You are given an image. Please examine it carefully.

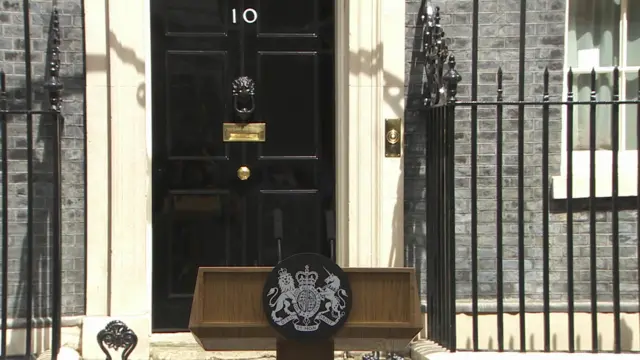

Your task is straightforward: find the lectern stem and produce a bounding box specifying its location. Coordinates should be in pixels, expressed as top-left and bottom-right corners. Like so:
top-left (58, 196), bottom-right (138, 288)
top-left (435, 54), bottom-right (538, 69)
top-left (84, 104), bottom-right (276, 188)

top-left (276, 339), bottom-right (334, 360)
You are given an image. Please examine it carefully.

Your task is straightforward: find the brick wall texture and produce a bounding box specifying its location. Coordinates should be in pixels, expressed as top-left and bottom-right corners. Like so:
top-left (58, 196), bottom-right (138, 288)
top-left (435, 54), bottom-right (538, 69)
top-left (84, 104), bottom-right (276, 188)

top-left (0, 0), bottom-right (85, 318)
top-left (405, 0), bottom-right (639, 310)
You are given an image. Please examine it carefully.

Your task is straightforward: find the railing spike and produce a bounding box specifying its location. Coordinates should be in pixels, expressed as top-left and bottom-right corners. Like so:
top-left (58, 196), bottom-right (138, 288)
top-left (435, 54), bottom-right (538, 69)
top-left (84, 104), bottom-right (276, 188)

top-left (43, 8), bottom-right (64, 112)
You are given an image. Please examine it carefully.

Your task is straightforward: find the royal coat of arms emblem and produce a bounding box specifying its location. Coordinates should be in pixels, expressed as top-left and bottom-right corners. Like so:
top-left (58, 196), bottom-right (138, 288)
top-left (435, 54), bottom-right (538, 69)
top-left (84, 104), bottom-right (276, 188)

top-left (262, 253), bottom-right (352, 339)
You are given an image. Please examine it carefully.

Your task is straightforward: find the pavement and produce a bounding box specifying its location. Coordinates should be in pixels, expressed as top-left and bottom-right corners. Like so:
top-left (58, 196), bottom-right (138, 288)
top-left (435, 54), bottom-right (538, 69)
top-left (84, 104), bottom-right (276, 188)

top-left (150, 336), bottom-right (637, 360)
top-left (410, 342), bottom-right (639, 360)
top-left (422, 353), bottom-right (640, 360)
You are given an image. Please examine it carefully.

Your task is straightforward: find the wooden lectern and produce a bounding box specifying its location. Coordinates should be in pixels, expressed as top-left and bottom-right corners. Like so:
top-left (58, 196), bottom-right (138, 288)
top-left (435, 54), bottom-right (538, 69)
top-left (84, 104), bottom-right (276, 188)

top-left (189, 266), bottom-right (423, 360)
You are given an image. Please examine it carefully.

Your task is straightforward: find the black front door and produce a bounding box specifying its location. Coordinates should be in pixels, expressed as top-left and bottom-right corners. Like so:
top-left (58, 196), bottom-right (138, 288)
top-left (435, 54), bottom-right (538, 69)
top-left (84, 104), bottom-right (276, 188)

top-left (150, 0), bottom-right (336, 331)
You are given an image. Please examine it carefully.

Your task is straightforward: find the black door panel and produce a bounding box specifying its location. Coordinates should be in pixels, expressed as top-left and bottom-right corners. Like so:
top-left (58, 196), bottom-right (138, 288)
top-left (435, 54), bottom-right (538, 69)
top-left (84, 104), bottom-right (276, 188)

top-left (151, 0), bottom-right (335, 331)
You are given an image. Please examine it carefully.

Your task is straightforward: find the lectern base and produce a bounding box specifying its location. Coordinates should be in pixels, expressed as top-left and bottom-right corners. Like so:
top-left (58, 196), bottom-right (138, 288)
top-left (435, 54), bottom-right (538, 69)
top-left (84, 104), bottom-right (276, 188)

top-left (276, 339), bottom-right (334, 360)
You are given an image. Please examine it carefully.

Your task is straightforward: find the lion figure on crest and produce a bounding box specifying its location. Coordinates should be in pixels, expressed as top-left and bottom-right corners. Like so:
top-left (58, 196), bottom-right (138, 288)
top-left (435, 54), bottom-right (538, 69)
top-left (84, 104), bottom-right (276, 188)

top-left (316, 268), bottom-right (347, 319)
top-left (267, 268), bottom-right (297, 321)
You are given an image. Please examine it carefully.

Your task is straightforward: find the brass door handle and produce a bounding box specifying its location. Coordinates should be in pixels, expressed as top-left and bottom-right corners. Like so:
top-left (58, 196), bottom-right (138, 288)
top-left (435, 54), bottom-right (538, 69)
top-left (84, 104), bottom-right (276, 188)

top-left (386, 129), bottom-right (400, 144)
top-left (385, 118), bottom-right (402, 157)
top-left (237, 166), bottom-right (251, 180)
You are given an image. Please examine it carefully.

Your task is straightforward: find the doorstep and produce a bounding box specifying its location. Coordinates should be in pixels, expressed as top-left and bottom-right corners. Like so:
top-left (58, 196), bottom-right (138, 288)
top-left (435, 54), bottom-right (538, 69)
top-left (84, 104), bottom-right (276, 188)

top-left (149, 333), bottom-right (422, 360)
top-left (409, 340), bottom-right (446, 360)
top-left (150, 333), bottom-right (370, 360)
top-left (150, 333), bottom-right (274, 360)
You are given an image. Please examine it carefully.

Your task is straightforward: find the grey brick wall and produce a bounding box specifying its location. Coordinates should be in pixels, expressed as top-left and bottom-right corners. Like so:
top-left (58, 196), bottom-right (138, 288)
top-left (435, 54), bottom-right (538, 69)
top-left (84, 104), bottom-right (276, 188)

top-left (405, 0), bottom-right (639, 310)
top-left (0, 0), bottom-right (85, 319)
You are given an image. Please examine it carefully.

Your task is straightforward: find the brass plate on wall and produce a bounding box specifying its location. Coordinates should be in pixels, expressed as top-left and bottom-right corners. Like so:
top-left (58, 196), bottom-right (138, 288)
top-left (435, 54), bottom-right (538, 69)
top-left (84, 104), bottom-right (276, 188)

top-left (223, 123), bottom-right (266, 142)
top-left (385, 118), bottom-right (402, 157)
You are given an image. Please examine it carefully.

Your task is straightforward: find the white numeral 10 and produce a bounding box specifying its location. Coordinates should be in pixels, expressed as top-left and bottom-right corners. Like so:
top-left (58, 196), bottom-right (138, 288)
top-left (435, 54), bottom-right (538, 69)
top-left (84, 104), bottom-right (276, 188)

top-left (232, 8), bottom-right (258, 24)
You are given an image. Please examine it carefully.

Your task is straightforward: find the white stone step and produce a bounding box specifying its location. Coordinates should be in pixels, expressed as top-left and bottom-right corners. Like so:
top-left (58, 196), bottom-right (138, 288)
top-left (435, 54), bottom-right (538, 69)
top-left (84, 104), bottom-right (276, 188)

top-left (149, 333), bottom-right (417, 360)
top-left (150, 333), bottom-right (352, 360)
top-left (151, 347), bottom-right (350, 360)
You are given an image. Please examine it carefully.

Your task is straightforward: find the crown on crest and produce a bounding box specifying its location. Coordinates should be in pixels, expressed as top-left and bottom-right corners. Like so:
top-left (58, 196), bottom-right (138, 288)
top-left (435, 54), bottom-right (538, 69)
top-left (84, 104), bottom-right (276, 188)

top-left (295, 265), bottom-right (318, 286)
top-left (278, 267), bottom-right (289, 279)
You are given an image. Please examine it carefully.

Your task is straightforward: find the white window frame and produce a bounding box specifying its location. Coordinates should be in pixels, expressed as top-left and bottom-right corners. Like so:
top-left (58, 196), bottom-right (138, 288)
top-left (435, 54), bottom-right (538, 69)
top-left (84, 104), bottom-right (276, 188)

top-left (553, 0), bottom-right (639, 199)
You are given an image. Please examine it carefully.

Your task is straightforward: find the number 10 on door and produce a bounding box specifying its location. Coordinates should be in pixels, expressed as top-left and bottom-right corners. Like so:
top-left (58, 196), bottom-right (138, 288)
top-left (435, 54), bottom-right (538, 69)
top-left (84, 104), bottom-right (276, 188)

top-left (232, 8), bottom-right (258, 24)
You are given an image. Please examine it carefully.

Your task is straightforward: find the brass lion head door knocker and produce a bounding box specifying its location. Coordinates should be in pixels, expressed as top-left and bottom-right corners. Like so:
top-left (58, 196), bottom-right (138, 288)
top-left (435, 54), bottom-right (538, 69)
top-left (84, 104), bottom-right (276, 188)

top-left (231, 76), bottom-right (256, 121)
top-left (223, 76), bottom-right (265, 143)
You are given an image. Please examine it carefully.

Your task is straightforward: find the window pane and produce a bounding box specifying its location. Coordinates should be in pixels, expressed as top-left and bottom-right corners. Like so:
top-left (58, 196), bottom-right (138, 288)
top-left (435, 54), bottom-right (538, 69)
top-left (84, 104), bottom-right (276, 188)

top-left (567, 0), bottom-right (620, 68)
top-left (625, 71), bottom-right (639, 150)
top-left (572, 73), bottom-right (613, 150)
top-left (628, 2), bottom-right (640, 66)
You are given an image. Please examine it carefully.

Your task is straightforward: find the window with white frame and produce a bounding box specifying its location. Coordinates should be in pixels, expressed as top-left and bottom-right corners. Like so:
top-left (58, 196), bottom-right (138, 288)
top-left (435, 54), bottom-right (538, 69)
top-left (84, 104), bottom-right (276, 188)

top-left (566, 0), bottom-right (638, 152)
top-left (555, 0), bottom-right (639, 198)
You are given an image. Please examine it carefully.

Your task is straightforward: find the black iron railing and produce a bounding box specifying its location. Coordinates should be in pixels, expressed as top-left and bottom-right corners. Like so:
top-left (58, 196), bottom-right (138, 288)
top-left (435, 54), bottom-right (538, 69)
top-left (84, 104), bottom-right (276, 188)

top-left (416, 2), bottom-right (640, 354)
top-left (420, 5), bottom-right (460, 349)
top-left (0, 4), bottom-right (139, 359)
top-left (0, 7), bottom-right (64, 360)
